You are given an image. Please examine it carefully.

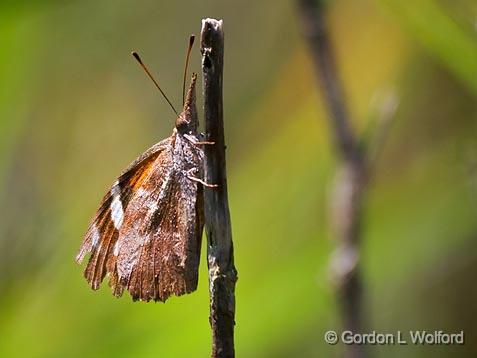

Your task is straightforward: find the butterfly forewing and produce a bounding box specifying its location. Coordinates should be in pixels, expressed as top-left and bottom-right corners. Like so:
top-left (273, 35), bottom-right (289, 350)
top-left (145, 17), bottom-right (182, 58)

top-left (76, 140), bottom-right (168, 289)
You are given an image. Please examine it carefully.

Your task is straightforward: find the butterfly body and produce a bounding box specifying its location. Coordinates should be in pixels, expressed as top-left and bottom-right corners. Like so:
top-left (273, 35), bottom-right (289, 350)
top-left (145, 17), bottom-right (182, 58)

top-left (77, 74), bottom-right (205, 302)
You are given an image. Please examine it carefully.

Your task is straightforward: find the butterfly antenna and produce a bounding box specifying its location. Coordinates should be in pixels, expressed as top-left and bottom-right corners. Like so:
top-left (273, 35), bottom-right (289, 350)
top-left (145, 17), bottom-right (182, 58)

top-left (132, 51), bottom-right (179, 117)
top-left (182, 35), bottom-right (195, 106)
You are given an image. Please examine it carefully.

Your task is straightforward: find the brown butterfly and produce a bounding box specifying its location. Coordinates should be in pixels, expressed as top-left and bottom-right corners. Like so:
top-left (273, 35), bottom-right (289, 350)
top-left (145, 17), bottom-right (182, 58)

top-left (76, 36), bottom-right (215, 302)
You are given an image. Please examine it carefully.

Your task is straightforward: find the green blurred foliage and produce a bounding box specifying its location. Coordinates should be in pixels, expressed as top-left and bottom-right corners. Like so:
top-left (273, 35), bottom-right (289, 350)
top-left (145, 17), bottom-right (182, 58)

top-left (0, 0), bottom-right (476, 357)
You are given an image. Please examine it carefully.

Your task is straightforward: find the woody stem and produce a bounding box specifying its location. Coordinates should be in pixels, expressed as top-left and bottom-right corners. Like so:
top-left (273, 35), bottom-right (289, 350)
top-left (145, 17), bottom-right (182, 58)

top-left (200, 18), bottom-right (238, 358)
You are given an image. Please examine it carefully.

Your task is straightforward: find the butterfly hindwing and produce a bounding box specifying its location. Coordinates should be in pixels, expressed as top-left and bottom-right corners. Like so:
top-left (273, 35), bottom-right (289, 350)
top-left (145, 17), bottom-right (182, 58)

top-left (115, 132), bottom-right (204, 302)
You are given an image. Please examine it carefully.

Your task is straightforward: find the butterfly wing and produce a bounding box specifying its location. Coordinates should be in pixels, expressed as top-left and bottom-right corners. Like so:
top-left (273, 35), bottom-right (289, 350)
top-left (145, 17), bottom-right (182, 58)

top-left (76, 138), bottom-right (171, 290)
top-left (115, 134), bottom-right (204, 302)
top-left (77, 133), bottom-right (204, 302)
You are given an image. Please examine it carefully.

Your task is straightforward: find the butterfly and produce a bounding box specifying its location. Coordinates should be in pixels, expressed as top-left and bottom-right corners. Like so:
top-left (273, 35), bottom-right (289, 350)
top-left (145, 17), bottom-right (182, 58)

top-left (76, 36), bottom-right (215, 302)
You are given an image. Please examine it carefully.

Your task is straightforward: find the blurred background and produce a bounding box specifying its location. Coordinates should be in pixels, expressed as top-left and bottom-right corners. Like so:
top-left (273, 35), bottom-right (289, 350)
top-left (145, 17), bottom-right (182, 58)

top-left (1, 0), bottom-right (476, 357)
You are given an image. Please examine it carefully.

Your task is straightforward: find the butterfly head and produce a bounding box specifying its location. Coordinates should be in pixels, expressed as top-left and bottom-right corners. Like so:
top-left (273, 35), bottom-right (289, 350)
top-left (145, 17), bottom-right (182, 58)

top-left (176, 73), bottom-right (198, 134)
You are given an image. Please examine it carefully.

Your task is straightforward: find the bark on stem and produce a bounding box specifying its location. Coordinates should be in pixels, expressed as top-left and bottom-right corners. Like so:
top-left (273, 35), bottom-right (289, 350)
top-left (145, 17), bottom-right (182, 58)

top-left (200, 18), bottom-right (238, 358)
top-left (297, 1), bottom-right (367, 357)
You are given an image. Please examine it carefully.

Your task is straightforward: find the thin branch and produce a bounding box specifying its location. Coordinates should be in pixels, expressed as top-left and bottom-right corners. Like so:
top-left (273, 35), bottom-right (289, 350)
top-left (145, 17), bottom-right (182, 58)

top-left (297, 1), bottom-right (367, 357)
top-left (200, 18), bottom-right (238, 358)
top-left (297, 0), bottom-right (359, 164)
top-left (364, 91), bottom-right (398, 168)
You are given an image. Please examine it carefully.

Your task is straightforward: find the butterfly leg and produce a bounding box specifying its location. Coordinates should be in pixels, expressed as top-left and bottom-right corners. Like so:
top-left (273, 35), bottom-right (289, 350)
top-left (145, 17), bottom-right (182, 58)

top-left (186, 168), bottom-right (218, 188)
top-left (184, 134), bottom-right (215, 146)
